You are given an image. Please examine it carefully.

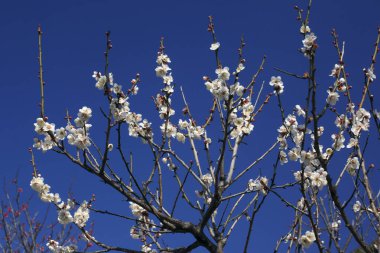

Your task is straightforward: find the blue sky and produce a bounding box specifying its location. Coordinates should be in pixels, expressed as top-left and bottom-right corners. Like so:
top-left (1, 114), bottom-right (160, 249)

top-left (1, 0), bottom-right (379, 252)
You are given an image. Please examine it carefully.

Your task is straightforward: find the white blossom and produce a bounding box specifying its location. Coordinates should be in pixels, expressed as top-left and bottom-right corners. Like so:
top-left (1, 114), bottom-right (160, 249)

top-left (95, 75), bottom-right (107, 90)
top-left (73, 201), bottom-right (90, 227)
top-left (129, 202), bottom-right (147, 218)
top-left (269, 76), bottom-right (284, 95)
top-left (326, 90), bottom-right (339, 105)
top-left (201, 173), bottom-right (213, 188)
top-left (215, 67), bottom-right (230, 81)
top-left (299, 230), bottom-right (316, 248)
top-left (58, 210), bottom-right (74, 225)
top-left (345, 157), bottom-right (359, 175)
top-left (247, 177), bottom-right (268, 195)
top-left (210, 42), bottom-right (220, 51)
top-left (366, 68), bottom-right (376, 82)
top-left (300, 25), bottom-right (311, 34)
top-left (302, 33), bottom-right (317, 51)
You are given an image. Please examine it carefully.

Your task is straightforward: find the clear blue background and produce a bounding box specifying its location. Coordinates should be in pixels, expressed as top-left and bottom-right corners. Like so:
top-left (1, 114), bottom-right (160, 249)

top-left (1, 0), bottom-right (379, 252)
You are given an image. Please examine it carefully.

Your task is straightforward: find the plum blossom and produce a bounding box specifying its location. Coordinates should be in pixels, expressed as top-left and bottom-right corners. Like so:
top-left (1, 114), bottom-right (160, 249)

top-left (365, 67), bottom-right (376, 82)
top-left (30, 175), bottom-right (45, 192)
top-left (351, 108), bottom-right (370, 136)
top-left (155, 64), bottom-right (171, 77)
top-left (215, 66), bottom-right (230, 81)
top-left (347, 138), bottom-right (358, 148)
top-left (330, 64), bottom-right (343, 77)
top-left (295, 105), bottom-right (305, 117)
top-left (331, 133), bottom-right (345, 151)
top-left (301, 33), bottom-right (317, 52)
top-left (310, 168), bottom-right (328, 189)
top-left (46, 240), bottom-right (77, 253)
top-left (201, 173), bottom-right (213, 188)
top-left (210, 42), bottom-right (220, 51)
top-left (247, 177), bottom-right (268, 195)
top-left (345, 157), bottom-right (360, 175)
top-left (93, 72), bottom-right (107, 90)
top-left (73, 201), bottom-right (90, 227)
top-left (269, 76), bottom-right (284, 95)
top-left (129, 202), bottom-right (147, 218)
top-left (58, 209), bottom-right (74, 225)
top-left (326, 90), bottom-right (339, 105)
top-left (156, 54), bottom-right (171, 65)
top-left (299, 230), bottom-right (316, 248)
top-left (300, 24), bottom-right (311, 34)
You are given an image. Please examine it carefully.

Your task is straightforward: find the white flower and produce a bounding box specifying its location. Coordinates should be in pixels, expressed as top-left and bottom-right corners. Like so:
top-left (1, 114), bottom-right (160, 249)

top-left (176, 132), bottom-right (186, 143)
top-left (330, 64), bottom-right (343, 77)
top-left (189, 126), bottom-right (204, 139)
top-left (201, 173), bottom-right (213, 187)
top-left (160, 122), bottom-right (177, 138)
top-left (338, 77), bottom-right (346, 85)
top-left (210, 42), bottom-right (220, 51)
top-left (129, 202), bottom-right (146, 217)
top-left (331, 133), bottom-right (345, 151)
top-left (236, 63), bottom-right (245, 73)
top-left (156, 54), bottom-right (171, 65)
top-left (269, 76), bottom-right (284, 95)
top-left (366, 68), bottom-right (376, 82)
top-left (142, 245), bottom-right (155, 253)
top-left (302, 33), bottom-right (317, 50)
top-left (215, 67), bottom-right (230, 81)
top-left (346, 138), bottom-right (358, 148)
top-left (73, 201), bottom-right (90, 227)
top-left (58, 209), bottom-right (74, 225)
top-left (130, 227), bottom-right (140, 239)
top-left (295, 105), bottom-right (305, 117)
top-left (112, 83), bottom-right (122, 94)
top-left (39, 191), bottom-right (55, 202)
top-left (326, 90), bottom-right (339, 105)
top-left (279, 150), bottom-right (288, 165)
top-left (310, 168), bottom-right (328, 189)
top-left (95, 75), bottom-right (107, 90)
top-left (178, 119), bottom-right (189, 129)
top-left (163, 74), bottom-right (173, 85)
top-left (247, 177), bottom-right (268, 195)
top-left (78, 106), bottom-right (92, 121)
top-left (300, 25), bottom-right (311, 34)
top-left (155, 64), bottom-right (171, 77)
top-left (345, 157), bottom-right (359, 175)
top-left (299, 230), bottom-right (316, 248)
top-left (288, 148), bottom-right (300, 161)
top-left (55, 127), bottom-right (67, 141)
top-left (30, 175), bottom-right (45, 192)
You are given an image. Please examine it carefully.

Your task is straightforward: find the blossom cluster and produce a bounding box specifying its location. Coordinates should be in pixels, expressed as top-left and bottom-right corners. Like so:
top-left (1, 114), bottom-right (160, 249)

top-left (33, 106), bottom-right (93, 151)
top-left (247, 176), bottom-right (268, 195)
top-left (93, 71), bottom-right (155, 141)
top-left (195, 173), bottom-right (214, 205)
top-left (298, 230), bottom-right (316, 248)
top-left (46, 240), bottom-right (77, 253)
top-left (30, 175), bottom-right (90, 229)
top-left (129, 202), bottom-right (159, 252)
top-left (228, 97), bottom-right (255, 139)
top-left (276, 108), bottom-right (330, 189)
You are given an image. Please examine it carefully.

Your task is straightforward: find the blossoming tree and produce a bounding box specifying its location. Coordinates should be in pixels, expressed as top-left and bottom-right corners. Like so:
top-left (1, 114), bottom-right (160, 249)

top-left (29, 1), bottom-right (380, 252)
